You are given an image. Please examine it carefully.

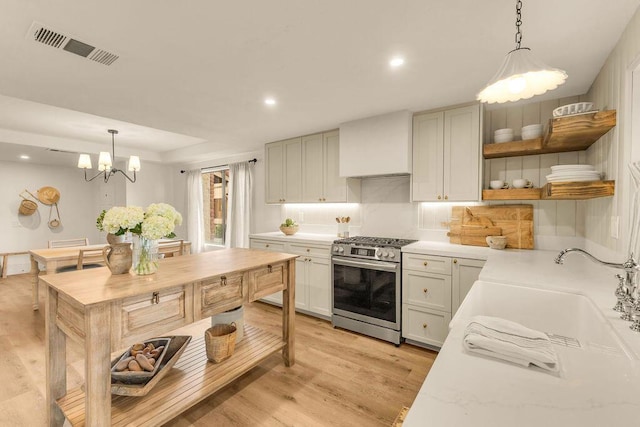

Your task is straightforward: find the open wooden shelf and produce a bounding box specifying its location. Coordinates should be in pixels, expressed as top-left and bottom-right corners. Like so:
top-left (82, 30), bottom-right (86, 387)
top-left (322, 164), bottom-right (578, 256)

top-left (482, 188), bottom-right (541, 200)
top-left (483, 110), bottom-right (616, 159)
top-left (541, 180), bottom-right (615, 200)
top-left (57, 325), bottom-right (284, 427)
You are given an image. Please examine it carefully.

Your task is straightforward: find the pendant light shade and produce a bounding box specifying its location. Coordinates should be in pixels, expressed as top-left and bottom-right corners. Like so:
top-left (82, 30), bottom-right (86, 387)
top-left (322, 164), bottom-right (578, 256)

top-left (477, 0), bottom-right (567, 104)
top-left (477, 48), bottom-right (567, 104)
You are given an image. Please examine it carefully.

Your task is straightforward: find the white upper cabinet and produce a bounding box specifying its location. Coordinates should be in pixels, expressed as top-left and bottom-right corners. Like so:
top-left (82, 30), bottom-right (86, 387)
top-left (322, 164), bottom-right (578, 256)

top-left (265, 137), bottom-right (302, 203)
top-left (267, 130), bottom-right (360, 204)
top-left (412, 104), bottom-right (481, 202)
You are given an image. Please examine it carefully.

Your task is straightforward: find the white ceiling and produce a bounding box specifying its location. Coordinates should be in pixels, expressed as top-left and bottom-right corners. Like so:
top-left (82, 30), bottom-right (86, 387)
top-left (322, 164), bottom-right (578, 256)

top-left (0, 0), bottom-right (638, 167)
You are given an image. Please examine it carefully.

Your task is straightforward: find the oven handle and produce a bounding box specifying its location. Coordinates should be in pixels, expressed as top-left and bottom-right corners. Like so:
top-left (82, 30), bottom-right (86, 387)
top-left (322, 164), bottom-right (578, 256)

top-left (331, 257), bottom-right (398, 272)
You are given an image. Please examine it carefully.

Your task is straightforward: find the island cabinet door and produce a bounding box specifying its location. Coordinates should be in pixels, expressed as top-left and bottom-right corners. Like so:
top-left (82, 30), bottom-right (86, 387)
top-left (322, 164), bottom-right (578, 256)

top-left (114, 285), bottom-right (194, 348)
top-left (249, 262), bottom-right (288, 301)
top-left (194, 272), bottom-right (245, 319)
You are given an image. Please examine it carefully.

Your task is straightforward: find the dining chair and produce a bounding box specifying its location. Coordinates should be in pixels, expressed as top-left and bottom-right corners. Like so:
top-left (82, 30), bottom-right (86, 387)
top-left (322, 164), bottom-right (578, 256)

top-left (158, 240), bottom-right (185, 258)
top-left (76, 248), bottom-right (106, 270)
top-left (48, 237), bottom-right (90, 248)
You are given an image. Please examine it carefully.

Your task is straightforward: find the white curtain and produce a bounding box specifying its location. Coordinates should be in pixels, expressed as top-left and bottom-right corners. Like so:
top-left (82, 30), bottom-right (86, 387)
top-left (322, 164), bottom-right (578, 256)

top-left (186, 169), bottom-right (205, 253)
top-left (225, 161), bottom-right (253, 248)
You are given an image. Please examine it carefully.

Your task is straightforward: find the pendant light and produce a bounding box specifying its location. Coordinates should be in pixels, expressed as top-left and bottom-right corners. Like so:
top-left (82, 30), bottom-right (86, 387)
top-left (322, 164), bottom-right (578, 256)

top-left (477, 0), bottom-right (567, 104)
top-left (77, 129), bottom-right (141, 183)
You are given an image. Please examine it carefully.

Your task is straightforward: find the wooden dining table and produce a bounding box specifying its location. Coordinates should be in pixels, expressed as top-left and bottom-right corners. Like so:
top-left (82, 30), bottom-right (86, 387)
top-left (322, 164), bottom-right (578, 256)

top-left (29, 244), bottom-right (108, 311)
top-left (29, 241), bottom-right (192, 311)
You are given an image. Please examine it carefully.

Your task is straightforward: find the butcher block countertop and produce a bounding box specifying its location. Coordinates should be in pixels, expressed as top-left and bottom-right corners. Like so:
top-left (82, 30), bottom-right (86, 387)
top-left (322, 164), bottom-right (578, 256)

top-left (40, 248), bottom-right (296, 307)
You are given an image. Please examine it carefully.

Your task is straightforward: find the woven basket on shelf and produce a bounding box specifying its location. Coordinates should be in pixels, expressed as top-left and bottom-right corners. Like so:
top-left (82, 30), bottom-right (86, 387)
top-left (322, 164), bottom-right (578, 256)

top-left (205, 323), bottom-right (237, 363)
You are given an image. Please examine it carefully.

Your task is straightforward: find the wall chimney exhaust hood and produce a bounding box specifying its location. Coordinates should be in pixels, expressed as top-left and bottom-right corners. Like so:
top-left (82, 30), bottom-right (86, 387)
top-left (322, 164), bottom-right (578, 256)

top-left (339, 110), bottom-right (412, 178)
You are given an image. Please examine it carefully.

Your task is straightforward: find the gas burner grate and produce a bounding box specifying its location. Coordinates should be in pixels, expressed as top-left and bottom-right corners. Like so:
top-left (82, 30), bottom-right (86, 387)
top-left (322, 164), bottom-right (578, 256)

top-left (334, 236), bottom-right (417, 248)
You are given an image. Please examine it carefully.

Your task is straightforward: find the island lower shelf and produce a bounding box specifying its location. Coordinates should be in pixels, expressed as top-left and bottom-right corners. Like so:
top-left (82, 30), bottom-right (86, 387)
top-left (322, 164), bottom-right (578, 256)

top-left (57, 324), bottom-right (284, 427)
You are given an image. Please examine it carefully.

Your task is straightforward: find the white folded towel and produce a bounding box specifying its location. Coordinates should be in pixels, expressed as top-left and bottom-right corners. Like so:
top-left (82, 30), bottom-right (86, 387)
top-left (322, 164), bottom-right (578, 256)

top-left (463, 315), bottom-right (559, 373)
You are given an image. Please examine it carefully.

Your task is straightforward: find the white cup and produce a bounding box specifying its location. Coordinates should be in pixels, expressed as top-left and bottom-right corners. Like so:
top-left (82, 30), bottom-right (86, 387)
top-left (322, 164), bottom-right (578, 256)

top-left (490, 180), bottom-right (509, 190)
top-left (512, 179), bottom-right (533, 189)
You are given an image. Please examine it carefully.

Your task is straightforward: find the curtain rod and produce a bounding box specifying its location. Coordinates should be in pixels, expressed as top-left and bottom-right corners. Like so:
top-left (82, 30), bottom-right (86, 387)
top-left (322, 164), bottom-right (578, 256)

top-left (180, 158), bottom-right (257, 174)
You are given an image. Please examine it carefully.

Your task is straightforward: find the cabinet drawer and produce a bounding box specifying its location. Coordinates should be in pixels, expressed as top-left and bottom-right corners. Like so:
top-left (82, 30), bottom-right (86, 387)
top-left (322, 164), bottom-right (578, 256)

top-left (119, 286), bottom-right (191, 344)
top-left (402, 305), bottom-right (451, 348)
top-left (196, 272), bottom-right (245, 318)
top-left (403, 270), bottom-right (452, 311)
top-left (403, 253), bottom-right (452, 274)
top-left (287, 243), bottom-right (330, 258)
top-left (249, 262), bottom-right (287, 300)
top-left (250, 239), bottom-right (286, 252)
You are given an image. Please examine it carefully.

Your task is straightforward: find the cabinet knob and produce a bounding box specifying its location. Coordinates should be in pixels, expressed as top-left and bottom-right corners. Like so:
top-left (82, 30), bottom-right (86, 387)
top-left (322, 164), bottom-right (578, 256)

top-left (422, 323), bottom-right (428, 329)
top-left (322, 198), bottom-right (326, 201)
top-left (306, 248), bottom-right (310, 252)
top-left (444, 195), bottom-right (448, 200)
top-left (265, 244), bottom-right (270, 248)
top-left (319, 198), bottom-right (322, 201)
top-left (268, 265), bottom-right (273, 273)
top-left (151, 292), bottom-right (159, 305)
top-left (423, 288), bottom-right (428, 294)
top-left (437, 195), bottom-right (442, 200)
top-left (423, 261), bottom-right (428, 266)
top-left (221, 276), bottom-right (227, 286)
top-left (453, 259), bottom-right (458, 264)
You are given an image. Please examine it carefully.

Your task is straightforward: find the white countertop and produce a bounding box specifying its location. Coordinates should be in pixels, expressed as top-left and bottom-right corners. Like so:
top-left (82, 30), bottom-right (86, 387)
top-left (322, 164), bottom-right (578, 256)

top-left (404, 249), bottom-right (640, 426)
top-left (402, 240), bottom-right (491, 259)
top-left (249, 232), bottom-right (336, 245)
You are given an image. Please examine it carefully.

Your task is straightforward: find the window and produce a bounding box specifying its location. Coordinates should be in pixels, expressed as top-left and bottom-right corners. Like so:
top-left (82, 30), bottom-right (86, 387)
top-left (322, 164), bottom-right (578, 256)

top-left (202, 168), bottom-right (230, 245)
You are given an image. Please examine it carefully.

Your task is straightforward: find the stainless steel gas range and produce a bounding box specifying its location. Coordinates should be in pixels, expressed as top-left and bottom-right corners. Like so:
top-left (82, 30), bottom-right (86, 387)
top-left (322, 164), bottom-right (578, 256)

top-left (331, 236), bottom-right (417, 345)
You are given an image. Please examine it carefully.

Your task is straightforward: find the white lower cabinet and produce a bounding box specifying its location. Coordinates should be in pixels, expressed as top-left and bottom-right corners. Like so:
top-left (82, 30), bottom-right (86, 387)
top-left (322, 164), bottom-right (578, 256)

top-left (402, 252), bottom-right (485, 349)
top-left (249, 237), bottom-right (331, 319)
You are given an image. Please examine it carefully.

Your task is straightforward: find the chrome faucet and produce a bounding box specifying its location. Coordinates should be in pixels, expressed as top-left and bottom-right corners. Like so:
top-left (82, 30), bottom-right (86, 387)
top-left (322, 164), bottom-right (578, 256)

top-left (555, 248), bottom-right (640, 331)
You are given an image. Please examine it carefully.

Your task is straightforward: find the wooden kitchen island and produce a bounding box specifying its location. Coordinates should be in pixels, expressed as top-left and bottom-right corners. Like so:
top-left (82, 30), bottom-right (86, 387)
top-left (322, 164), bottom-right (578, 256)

top-left (41, 248), bottom-right (297, 426)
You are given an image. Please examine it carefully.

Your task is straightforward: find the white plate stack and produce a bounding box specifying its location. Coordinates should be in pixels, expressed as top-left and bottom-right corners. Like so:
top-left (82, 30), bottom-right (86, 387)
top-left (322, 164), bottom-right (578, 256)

top-left (546, 165), bottom-right (602, 182)
top-left (494, 128), bottom-right (513, 143)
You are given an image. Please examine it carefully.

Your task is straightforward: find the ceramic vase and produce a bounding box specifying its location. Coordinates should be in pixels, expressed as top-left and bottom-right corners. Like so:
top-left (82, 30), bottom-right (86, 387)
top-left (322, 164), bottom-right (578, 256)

top-left (106, 233), bottom-right (126, 245)
top-left (103, 243), bottom-right (133, 275)
top-left (132, 236), bottom-right (159, 275)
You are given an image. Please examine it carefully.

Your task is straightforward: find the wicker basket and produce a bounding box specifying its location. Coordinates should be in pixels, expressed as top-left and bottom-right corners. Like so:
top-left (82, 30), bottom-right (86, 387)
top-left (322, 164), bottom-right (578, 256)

top-left (205, 323), bottom-right (237, 363)
top-left (19, 199), bottom-right (37, 216)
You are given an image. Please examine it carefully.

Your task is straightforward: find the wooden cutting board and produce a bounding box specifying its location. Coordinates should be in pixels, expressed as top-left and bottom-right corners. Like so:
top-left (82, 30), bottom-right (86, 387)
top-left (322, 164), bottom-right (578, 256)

top-left (449, 204), bottom-right (534, 249)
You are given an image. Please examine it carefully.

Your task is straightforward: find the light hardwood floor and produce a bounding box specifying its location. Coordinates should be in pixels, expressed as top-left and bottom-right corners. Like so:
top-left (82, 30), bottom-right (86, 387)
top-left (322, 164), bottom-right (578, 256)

top-left (0, 273), bottom-right (436, 427)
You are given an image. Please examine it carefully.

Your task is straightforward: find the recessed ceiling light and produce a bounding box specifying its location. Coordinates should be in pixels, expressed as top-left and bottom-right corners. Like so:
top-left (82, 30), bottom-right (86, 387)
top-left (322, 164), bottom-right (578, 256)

top-left (264, 98), bottom-right (276, 106)
top-left (19, 155), bottom-right (30, 160)
top-left (390, 57), bottom-right (405, 67)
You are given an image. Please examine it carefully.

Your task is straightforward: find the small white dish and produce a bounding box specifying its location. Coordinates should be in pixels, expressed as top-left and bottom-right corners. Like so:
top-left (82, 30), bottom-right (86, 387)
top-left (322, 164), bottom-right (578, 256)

top-left (494, 134), bottom-right (514, 143)
top-left (494, 128), bottom-right (513, 136)
top-left (522, 124), bottom-right (543, 132)
top-left (521, 131), bottom-right (542, 140)
top-left (551, 164), bottom-right (595, 172)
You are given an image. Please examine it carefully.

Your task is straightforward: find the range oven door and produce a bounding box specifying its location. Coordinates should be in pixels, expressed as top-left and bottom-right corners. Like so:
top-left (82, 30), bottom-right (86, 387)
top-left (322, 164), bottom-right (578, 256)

top-left (331, 257), bottom-right (400, 330)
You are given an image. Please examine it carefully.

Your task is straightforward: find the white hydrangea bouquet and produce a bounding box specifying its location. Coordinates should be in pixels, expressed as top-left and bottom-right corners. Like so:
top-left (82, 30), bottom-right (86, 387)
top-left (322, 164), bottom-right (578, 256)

top-left (97, 203), bottom-right (183, 274)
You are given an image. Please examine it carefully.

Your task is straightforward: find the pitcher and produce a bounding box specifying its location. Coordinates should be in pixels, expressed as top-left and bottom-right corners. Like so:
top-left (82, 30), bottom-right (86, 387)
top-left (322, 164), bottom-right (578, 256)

top-left (103, 243), bottom-right (133, 275)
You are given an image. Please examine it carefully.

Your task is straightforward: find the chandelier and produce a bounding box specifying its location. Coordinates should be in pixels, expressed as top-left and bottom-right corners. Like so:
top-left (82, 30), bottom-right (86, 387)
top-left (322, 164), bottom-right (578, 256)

top-left (477, 0), bottom-right (567, 103)
top-left (77, 129), bottom-right (140, 183)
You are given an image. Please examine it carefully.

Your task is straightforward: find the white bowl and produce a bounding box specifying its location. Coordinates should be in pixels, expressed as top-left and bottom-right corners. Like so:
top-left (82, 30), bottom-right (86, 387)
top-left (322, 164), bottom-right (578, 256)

top-left (490, 180), bottom-right (507, 189)
top-left (521, 130), bottom-right (543, 140)
top-left (494, 134), bottom-right (514, 143)
top-left (522, 124), bottom-right (543, 132)
top-left (494, 128), bottom-right (513, 136)
top-left (553, 102), bottom-right (595, 117)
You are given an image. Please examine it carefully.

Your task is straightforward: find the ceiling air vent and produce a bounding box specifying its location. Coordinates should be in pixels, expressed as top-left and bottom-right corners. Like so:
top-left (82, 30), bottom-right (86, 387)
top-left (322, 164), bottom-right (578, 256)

top-left (27, 21), bottom-right (119, 66)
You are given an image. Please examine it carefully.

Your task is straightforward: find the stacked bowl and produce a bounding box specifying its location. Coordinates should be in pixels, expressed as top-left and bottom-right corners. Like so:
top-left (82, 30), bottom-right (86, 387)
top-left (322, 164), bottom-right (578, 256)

top-left (521, 124), bottom-right (543, 140)
top-left (494, 128), bottom-right (513, 143)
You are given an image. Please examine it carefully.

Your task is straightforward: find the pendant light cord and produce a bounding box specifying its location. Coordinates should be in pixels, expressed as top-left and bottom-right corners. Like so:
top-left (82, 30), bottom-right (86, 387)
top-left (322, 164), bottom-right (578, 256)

top-left (515, 0), bottom-right (523, 50)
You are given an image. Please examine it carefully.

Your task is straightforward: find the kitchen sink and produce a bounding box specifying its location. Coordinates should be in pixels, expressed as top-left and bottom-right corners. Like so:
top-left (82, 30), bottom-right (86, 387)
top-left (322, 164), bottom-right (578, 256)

top-left (452, 280), bottom-right (634, 359)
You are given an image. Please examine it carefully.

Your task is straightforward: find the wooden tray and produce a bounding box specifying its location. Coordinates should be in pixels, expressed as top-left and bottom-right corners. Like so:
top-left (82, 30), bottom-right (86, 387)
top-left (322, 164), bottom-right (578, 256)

top-left (111, 335), bottom-right (192, 396)
top-left (111, 338), bottom-right (171, 385)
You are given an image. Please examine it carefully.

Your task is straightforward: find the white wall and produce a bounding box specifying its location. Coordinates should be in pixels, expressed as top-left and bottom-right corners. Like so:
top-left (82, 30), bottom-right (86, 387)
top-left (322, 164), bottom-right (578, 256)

top-left (585, 5), bottom-right (640, 259)
top-left (0, 160), bottom-right (107, 273)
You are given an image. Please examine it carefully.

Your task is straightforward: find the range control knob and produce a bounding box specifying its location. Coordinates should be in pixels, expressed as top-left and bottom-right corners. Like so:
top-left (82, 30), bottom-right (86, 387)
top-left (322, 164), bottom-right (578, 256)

top-left (381, 252), bottom-right (388, 258)
top-left (333, 246), bottom-right (339, 252)
top-left (375, 249), bottom-right (382, 257)
top-left (338, 247), bottom-right (344, 253)
top-left (388, 252), bottom-right (396, 258)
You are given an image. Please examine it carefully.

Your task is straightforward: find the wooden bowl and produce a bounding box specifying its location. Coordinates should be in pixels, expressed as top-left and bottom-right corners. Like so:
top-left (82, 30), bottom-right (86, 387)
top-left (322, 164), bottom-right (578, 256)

top-left (279, 225), bottom-right (299, 236)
